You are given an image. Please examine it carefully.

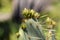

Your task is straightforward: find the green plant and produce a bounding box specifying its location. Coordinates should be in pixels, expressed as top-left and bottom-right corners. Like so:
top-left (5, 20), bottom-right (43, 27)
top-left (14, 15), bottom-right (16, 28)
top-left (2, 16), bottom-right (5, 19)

top-left (17, 8), bottom-right (56, 40)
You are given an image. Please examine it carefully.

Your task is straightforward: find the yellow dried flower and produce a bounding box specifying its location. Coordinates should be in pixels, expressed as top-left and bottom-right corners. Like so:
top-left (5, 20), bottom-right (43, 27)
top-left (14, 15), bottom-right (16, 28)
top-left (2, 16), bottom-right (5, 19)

top-left (34, 12), bottom-right (40, 18)
top-left (16, 32), bottom-right (20, 36)
top-left (30, 9), bottom-right (35, 15)
top-left (24, 19), bottom-right (27, 22)
top-left (22, 8), bottom-right (29, 15)
top-left (51, 20), bottom-right (56, 25)
top-left (46, 17), bottom-right (51, 23)
top-left (21, 23), bottom-right (27, 29)
top-left (22, 19), bottom-right (27, 23)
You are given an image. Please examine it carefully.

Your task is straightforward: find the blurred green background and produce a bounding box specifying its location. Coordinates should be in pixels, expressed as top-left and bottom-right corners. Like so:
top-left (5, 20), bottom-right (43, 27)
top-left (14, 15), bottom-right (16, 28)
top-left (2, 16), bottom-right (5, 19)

top-left (0, 0), bottom-right (60, 40)
top-left (0, 0), bottom-right (12, 13)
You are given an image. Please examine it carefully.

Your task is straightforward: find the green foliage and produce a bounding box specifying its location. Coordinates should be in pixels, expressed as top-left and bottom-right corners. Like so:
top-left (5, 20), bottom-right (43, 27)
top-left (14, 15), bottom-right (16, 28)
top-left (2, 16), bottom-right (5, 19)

top-left (0, 0), bottom-right (12, 13)
top-left (0, 28), bottom-right (4, 37)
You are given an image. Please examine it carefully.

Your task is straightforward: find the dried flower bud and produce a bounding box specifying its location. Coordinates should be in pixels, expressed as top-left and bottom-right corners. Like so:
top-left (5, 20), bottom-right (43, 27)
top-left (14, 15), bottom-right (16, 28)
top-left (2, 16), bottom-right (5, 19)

top-left (21, 23), bottom-right (27, 29)
top-left (46, 17), bottom-right (51, 23)
top-left (34, 12), bottom-right (40, 18)
top-left (30, 9), bottom-right (35, 15)
top-left (22, 8), bottom-right (29, 15)
top-left (51, 20), bottom-right (56, 25)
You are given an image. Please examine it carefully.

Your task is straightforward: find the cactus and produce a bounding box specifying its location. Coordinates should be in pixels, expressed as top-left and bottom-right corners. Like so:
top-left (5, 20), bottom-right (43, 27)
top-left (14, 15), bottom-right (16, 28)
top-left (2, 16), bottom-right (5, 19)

top-left (26, 19), bottom-right (45, 40)
top-left (17, 8), bottom-right (56, 40)
top-left (17, 18), bottom-right (45, 40)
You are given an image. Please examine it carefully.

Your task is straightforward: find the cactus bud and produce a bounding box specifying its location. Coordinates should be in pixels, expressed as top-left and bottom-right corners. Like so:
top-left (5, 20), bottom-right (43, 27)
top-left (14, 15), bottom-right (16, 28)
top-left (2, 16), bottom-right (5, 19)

top-left (30, 9), bottom-right (35, 15)
top-left (34, 12), bottom-right (40, 18)
top-left (22, 8), bottom-right (29, 16)
top-left (21, 23), bottom-right (27, 29)
top-left (46, 17), bottom-right (51, 23)
top-left (22, 19), bottom-right (27, 23)
top-left (16, 32), bottom-right (20, 38)
top-left (51, 20), bottom-right (56, 26)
